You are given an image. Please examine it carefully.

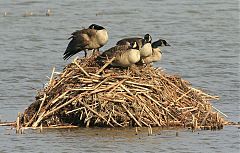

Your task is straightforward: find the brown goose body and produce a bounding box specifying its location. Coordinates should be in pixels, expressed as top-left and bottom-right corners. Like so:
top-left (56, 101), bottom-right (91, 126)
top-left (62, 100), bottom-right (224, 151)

top-left (99, 43), bottom-right (140, 67)
top-left (142, 39), bottom-right (170, 64)
top-left (142, 48), bottom-right (162, 64)
top-left (116, 34), bottom-right (152, 58)
top-left (63, 24), bottom-right (108, 60)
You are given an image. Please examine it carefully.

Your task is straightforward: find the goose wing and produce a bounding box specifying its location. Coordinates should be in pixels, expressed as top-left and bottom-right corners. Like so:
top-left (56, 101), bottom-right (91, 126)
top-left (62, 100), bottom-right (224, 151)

top-left (101, 45), bottom-right (131, 59)
top-left (63, 29), bottom-right (96, 60)
top-left (116, 37), bottom-right (143, 48)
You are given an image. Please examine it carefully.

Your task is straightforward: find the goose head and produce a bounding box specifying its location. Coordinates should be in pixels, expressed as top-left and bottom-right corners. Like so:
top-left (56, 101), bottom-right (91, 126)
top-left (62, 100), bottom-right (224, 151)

top-left (152, 39), bottom-right (170, 48)
top-left (143, 34), bottom-right (152, 43)
top-left (89, 24), bottom-right (105, 30)
top-left (46, 9), bottom-right (51, 16)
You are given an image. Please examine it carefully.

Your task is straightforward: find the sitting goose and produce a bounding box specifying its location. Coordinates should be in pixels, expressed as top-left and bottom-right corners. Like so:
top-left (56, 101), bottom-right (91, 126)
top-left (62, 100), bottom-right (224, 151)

top-left (98, 42), bottom-right (140, 67)
top-left (63, 24), bottom-right (108, 60)
top-left (116, 34), bottom-right (152, 58)
top-left (142, 39), bottom-right (170, 64)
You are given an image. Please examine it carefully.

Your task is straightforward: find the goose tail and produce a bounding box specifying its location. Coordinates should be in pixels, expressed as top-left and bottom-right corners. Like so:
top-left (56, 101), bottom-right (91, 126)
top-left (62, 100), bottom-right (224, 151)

top-left (63, 39), bottom-right (80, 60)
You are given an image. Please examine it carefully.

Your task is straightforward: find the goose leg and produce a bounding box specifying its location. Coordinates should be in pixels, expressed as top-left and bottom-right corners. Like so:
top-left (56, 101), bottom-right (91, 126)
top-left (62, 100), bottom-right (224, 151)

top-left (84, 50), bottom-right (87, 57)
top-left (93, 48), bottom-right (100, 56)
top-left (92, 49), bottom-right (96, 55)
top-left (96, 48), bottom-right (100, 54)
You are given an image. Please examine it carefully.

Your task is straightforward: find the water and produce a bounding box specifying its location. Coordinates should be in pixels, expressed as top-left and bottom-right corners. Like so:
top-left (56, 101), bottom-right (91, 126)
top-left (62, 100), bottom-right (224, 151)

top-left (0, 0), bottom-right (239, 152)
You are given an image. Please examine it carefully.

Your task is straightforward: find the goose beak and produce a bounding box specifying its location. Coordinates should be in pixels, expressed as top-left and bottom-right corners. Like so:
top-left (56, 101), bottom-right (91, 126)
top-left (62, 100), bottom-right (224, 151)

top-left (166, 43), bottom-right (171, 46)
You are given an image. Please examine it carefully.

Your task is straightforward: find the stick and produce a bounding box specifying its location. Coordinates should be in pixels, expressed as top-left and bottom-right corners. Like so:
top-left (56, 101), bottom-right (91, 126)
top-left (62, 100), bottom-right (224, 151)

top-left (44, 98), bottom-right (77, 118)
top-left (176, 89), bottom-right (192, 102)
top-left (16, 112), bottom-right (20, 134)
top-left (98, 96), bottom-right (125, 103)
top-left (32, 97), bottom-right (77, 127)
top-left (0, 122), bottom-right (16, 126)
top-left (36, 93), bottom-right (47, 116)
top-left (96, 57), bottom-right (115, 75)
top-left (137, 95), bottom-right (162, 126)
top-left (22, 125), bottom-right (79, 130)
top-left (49, 71), bottom-right (73, 92)
top-left (121, 104), bottom-right (142, 127)
top-left (92, 78), bottom-right (109, 90)
top-left (32, 112), bottom-right (45, 127)
top-left (24, 113), bottom-right (37, 127)
top-left (140, 120), bottom-right (149, 127)
top-left (148, 125), bottom-right (152, 136)
top-left (142, 93), bottom-right (177, 121)
top-left (111, 117), bottom-right (123, 127)
top-left (49, 67), bottom-right (55, 86)
top-left (69, 88), bottom-right (94, 91)
top-left (143, 105), bottom-right (161, 126)
top-left (79, 101), bottom-right (114, 127)
top-left (177, 107), bottom-right (193, 110)
top-left (211, 105), bottom-right (228, 117)
top-left (88, 73), bottom-right (102, 78)
top-left (90, 80), bottom-right (120, 94)
top-left (108, 79), bottom-right (126, 93)
top-left (125, 81), bottom-right (154, 87)
top-left (190, 87), bottom-right (219, 100)
top-left (107, 111), bottom-right (112, 125)
top-left (50, 90), bottom-right (69, 105)
top-left (120, 84), bottom-right (134, 96)
top-left (74, 58), bottom-right (90, 77)
top-left (126, 83), bottom-right (151, 91)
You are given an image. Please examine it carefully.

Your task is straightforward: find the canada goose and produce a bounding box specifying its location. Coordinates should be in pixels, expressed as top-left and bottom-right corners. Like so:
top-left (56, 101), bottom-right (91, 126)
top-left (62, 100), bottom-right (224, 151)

top-left (3, 12), bottom-right (8, 17)
top-left (116, 34), bottom-right (152, 58)
top-left (46, 9), bottom-right (51, 16)
top-left (23, 11), bottom-right (33, 17)
top-left (142, 39), bottom-right (170, 64)
top-left (98, 41), bottom-right (140, 67)
top-left (63, 24), bottom-right (108, 60)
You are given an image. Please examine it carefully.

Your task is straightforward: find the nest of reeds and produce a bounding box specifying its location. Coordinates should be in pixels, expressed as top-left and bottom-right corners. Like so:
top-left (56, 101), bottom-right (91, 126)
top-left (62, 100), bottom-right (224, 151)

top-left (21, 55), bottom-right (226, 130)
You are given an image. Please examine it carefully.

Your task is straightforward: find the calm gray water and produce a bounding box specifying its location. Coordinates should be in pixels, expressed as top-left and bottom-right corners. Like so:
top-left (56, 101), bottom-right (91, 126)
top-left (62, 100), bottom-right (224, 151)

top-left (0, 0), bottom-right (239, 152)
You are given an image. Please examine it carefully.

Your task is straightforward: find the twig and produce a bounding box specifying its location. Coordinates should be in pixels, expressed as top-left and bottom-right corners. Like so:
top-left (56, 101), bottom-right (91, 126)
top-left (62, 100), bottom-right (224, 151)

top-left (90, 80), bottom-right (121, 94)
top-left (120, 84), bottom-right (134, 96)
top-left (74, 58), bottom-right (90, 77)
top-left (211, 105), bottom-right (228, 117)
top-left (44, 97), bottom-right (77, 118)
top-left (125, 81), bottom-right (154, 87)
top-left (24, 113), bottom-right (37, 127)
top-left (0, 121), bottom-right (16, 126)
top-left (92, 78), bottom-right (109, 90)
top-left (36, 93), bottom-right (47, 116)
top-left (50, 90), bottom-right (69, 105)
top-left (176, 89), bottom-right (192, 102)
top-left (49, 67), bottom-right (55, 86)
top-left (200, 111), bottom-right (210, 126)
top-left (143, 105), bottom-right (161, 126)
top-left (96, 57), bottom-right (115, 75)
top-left (142, 93), bottom-right (177, 121)
top-left (108, 79), bottom-right (126, 93)
top-left (121, 104), bottom-right (142, 127)
top-left (32, 97), bottom-right (77, 127)
top-left (190, 87), bottom-right (219, 100)
top-left (16, 112), bottom-right (21, 134)
top-left (79, 101), bottom-right (114, 127)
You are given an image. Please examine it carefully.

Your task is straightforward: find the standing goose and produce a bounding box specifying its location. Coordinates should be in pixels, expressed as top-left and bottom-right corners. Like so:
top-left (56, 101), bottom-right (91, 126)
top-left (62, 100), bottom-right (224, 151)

top-left (98, 42), bottom-right (140, 67)
top-left (142, 39), bottom-right (170, 64)
top-left (63, 24), bottom-right (108, 60)
top-left (116, 34), bottom-right (153, 58)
